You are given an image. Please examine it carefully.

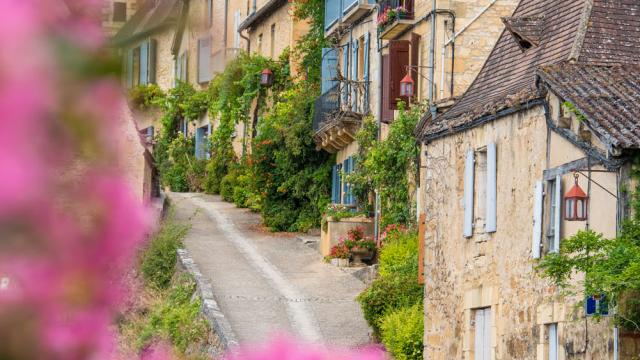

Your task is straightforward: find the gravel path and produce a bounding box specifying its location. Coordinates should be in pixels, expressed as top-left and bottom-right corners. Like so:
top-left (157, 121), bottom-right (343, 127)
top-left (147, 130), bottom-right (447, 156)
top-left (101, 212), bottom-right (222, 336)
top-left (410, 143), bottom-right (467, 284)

top-left (169, 193), bottom-right (372, 348)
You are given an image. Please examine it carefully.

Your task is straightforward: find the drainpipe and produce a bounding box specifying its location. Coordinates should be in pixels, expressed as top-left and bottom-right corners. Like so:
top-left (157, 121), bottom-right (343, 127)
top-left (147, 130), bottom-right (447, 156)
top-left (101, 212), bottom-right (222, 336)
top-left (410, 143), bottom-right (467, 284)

top-left (438, 11), bottom-right (455, 100)
top-left (375, 3), bottom-right (383, 245)
top-left (252, 0), bottom-right (257, 14)
top-left (223, 0), bottom-right (228, 49)
top-left (240, 30), bottom-right (251, 52)
top-left (427, 0), bottom-right (437, 120)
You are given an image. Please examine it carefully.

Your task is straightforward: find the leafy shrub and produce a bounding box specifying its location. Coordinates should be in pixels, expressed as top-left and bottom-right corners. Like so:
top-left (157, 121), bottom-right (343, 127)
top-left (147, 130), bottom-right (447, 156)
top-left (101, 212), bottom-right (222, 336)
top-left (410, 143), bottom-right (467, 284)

top-left (357, 274), bottom-right (423, 337)
top-left (186, 159), bottom-right (207, 192)
top-left (135, 275), bottom-right (209, 354)
top-left (163, 135), bottom-right (195, 192)
top-left (141, 221), bottom-right (189, 290)
top-left (380, 303), bottom-right (424, 360)
top-left (128, 84), bottom-right (165, 110)
top-left (378, 231), bottom-right (418, 278)
top-left (219, 170), bottom-right (237, 202)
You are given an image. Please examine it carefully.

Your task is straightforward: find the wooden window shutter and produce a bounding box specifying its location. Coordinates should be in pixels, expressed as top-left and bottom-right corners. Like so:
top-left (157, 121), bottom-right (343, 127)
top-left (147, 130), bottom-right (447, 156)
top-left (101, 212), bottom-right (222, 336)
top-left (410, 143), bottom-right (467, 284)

top-left (321, 48), bottom-right (339, 94)
top-left (148, 39), bottom-right (157, 84)
top-left (342, 159), bottom-right (350, 204)
top-left (363, 32), bottom-right (370, 112)
top-left (331, 165), bottom-right (338, 203)
top-left (381, 55), bottom-right (394, 123)
top-left (140, 40), bottom-right (149, 85)
top-left (418, 213), bottom-right (426, 284)
top-left (410, 33), bottom-right (421, 102)
top-left (342, 44), bottom-right (350, 106)
top-left (351, 40), bottom-right (359, 112)
top-left (388, 40), bottom-right (410, 110)
top-left (485, 142), bottom-right (497, 233)
top-left (553, 175), bottom-right (562, 253)
top-left (532, 180), bottom-right (544, 258)
top-left (463, 149), bottom-right (475, 238)
top-left (126, 49), bottom-right (134, 88)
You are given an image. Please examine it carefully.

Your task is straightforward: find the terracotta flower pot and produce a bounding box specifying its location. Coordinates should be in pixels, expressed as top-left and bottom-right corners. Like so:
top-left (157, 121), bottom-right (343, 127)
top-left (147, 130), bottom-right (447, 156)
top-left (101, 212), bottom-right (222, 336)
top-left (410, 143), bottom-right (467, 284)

top-left (350, 247), bottom-right (374, 265)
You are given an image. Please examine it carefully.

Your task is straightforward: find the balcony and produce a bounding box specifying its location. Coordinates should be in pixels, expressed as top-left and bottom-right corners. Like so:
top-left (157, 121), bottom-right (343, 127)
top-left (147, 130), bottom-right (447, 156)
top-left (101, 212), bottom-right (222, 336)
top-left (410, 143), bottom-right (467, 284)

top-left (342, 0), bottom-right (376, 27)
top-left (378, 0), bottom-right (415, 40)
top-left (313, 82), bottom-right (368, 153)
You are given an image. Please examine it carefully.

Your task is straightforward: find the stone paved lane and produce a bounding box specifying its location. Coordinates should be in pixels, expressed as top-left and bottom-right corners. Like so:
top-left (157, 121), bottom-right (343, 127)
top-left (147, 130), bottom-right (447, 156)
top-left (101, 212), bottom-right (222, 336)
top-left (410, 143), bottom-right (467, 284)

top-left (169, 193), bottom-right (372, 348)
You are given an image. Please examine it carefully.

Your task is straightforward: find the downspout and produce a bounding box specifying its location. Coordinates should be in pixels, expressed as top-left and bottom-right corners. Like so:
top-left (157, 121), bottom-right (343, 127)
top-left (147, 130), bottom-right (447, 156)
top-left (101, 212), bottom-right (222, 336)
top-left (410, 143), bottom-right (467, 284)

top-left (375, 3), bottom-right (383, 245)
top-left (240, 30), bottom-right (251, 53)
top-left (223, 0), bottom-right (228, 49)
top-left (427, 0), bottom-right (437, 120)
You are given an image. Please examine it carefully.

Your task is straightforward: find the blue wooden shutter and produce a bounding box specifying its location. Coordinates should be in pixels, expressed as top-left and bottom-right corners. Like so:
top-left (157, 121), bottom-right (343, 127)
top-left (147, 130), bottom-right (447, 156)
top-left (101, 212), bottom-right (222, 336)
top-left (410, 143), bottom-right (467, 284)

top-left (463, 150), bottom-right (475, 238)
top-left (553, 175), bottom-right (562, 253)
top-left (342, 44), bottom-right (349, 106)
top-left (331, 165), bottom-right (338, 203)
top-left (532, 181), bottom-right (544, 258)
top-left (351, 40), bottom-right (359, 112)
top-left (140, 41), bottom-right (149, 85)
top-left (321, 48), bottom-right (339, 94)
top-left (325, 0), bottom-right (341, 30)
top-left (363, 32), bottom-right (370, 112)
top-left (126, 49), bottom-right (134, 88)
top-left (349, 157), bottom-right (356, 205)
top-left (485, 143), bottom-right (497, 233)
top-left (206, 123), bottom-right (212, 159)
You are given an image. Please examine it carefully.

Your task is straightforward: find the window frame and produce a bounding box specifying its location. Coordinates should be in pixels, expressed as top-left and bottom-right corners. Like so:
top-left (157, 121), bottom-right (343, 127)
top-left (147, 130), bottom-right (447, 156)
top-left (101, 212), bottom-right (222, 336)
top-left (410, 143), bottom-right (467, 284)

top-left (113, 2), bottom-right (127, 22)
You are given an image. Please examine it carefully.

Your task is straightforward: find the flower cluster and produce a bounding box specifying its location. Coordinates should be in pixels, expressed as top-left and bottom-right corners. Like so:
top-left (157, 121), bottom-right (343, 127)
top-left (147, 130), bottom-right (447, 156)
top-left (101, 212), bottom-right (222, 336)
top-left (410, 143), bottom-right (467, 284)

top-left (376, 6), bottom-right (408, 30)
top-left (343, 227), bottom-right (377, 252)
top-left (380, 224), bottom-right (408, 243)
top-left (329, 242), bottom-right (351, 259)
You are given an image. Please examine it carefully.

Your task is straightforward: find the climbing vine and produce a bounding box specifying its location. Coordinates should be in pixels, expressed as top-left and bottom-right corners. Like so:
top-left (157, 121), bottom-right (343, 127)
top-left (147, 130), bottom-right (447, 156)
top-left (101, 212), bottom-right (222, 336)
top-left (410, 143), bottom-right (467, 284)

top-left (348, 103), bottom-right (425, 227)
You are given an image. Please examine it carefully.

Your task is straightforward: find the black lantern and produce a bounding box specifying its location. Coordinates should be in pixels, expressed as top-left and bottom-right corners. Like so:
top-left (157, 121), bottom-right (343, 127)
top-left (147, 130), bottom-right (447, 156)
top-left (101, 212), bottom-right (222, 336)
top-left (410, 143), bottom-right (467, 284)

top-left (564, 173), bottom-right (588, 221)
top-left (400, 72), bottom-right (414, 98)
top-left (260, 68), bottom-right (273, 87)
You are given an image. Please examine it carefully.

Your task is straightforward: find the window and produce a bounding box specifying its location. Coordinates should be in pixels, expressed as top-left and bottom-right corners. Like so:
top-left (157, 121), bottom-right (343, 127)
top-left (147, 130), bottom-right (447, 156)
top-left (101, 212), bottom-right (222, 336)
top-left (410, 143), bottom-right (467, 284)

top-left (113, 2), bottom-right (127, 22)
top-left (257, 34), bottom-right (263, 55)
top-left (270, 24), bottom-right (276, 58)
top-left (463, 144), bottom-right (497, 238)
top-left (197, 37), bottom-right (212, 83)
top-left (342, 157), bottom-right (355, 206)
top-left (207, 0), bottom-right (213, 27)
top-left (547, 323), bottom-right (558, 360)
top-left (546, 176), bottom-right (561, 253)
top-left (177, 52), bottom-right (188, 82)
top-left (331, 164), bottom-right (343, 204)
top-left (474, 308), bottom-right (492, 360)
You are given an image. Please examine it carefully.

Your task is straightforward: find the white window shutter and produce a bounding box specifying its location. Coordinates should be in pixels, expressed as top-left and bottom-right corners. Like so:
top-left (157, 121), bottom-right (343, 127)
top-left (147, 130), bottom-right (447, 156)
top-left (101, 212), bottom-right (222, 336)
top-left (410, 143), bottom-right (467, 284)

top-left (485, 142), bottom-right (497, 233)
top-left (463, 149), bottom-right (475, 238)
top-left (483, 308), bottom-right (492, 360)
top-left (474, 310), bottom-right (484, 359)
top-left (532, 181), bottom-right (544, 258)
top-left (553, 175), bottom-right (562, 253)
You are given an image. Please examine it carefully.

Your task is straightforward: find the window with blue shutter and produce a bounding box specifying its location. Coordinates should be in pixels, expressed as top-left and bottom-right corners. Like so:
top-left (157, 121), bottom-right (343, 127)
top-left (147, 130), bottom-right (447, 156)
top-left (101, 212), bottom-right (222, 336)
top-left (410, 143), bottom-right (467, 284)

top-left (351, 40), bottom-right (359, 112)
top-left (343, 0), bottom-right (358, 15)
top-left (485, 143), bottom-right (497, 232)
top-left (463, 150), bottom-right (475, 238)
top-left (140, 40), bottom-right (149, 85)
top-left (342, 44), bottom-right (349, 106)
top-left (126, 49), bottom-right (134, 88)
top-left (325, 0), bottom-right (341, 30)
top-left (321, 48), bottom-right (339, 94)
top-left (363, 32), bottom-right (370, 112)
top-left (342, 158), bottom-right (351, 205)
top-left (349, 157), bottom-right (356, 205)
top-left (332, 164), bottom-right (343, 204)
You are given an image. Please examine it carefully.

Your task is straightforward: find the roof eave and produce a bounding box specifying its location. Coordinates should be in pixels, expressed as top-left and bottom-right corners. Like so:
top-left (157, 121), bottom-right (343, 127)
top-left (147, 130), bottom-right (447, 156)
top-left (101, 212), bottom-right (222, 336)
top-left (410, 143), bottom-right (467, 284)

top-left (238, 0), bottom-right (287, 32)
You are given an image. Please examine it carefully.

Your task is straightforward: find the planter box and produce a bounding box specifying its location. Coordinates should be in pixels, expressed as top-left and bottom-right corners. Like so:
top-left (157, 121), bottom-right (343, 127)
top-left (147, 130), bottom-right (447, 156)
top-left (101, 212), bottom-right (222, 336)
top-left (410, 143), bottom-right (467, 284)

top-left (379, 19), bottom-right (414, 40)
top-left (320, 216), bottom-right (374, 257)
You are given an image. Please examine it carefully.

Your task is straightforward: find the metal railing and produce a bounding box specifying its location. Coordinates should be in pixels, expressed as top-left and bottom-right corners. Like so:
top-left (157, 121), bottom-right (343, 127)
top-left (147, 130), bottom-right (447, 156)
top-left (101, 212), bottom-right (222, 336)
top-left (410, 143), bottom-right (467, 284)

top-left (313, 84), bottom-right (341, 132)
top-left (378, 0), bottom-right (415, 20)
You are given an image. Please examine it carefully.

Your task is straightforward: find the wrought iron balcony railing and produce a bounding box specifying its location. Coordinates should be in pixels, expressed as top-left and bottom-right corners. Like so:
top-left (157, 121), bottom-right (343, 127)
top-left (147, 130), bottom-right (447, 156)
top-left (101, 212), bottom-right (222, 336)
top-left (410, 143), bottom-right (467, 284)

top-left (313, 84), bottom-right (341, 132)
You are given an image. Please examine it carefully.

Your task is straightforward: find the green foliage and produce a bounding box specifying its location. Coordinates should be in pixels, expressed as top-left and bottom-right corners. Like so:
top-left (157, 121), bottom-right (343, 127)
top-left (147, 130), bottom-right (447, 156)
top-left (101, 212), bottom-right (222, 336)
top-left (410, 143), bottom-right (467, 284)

top-left (252, 84), bottom-right (332, 232)
top-left (141, 219), bottom-right (189, 290)
top-left (380, 303), bottom-right (424, 360)
top-left (128, 84), bottom-right (165, 110)
top-left (291, 0), bottom-right (327, 84)
top-left (134, 275), bottom-right (209, 355)
top-left (357, 274), bottom-right (423, 338)
top-left (378, 231), bottom-right (419, 278)
top-left (348, 104), bottom-right (424, 227)
top-left (163, 135), bottom-right (195, 192)
top-left (563, 101), bottom-right (587, 122)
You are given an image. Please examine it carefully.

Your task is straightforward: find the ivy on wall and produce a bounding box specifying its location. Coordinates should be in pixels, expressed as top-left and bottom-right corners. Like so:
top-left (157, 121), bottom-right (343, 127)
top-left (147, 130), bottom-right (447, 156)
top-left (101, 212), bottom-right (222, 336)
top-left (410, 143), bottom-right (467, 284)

top-left (348, 103), bottom-right (425, 227)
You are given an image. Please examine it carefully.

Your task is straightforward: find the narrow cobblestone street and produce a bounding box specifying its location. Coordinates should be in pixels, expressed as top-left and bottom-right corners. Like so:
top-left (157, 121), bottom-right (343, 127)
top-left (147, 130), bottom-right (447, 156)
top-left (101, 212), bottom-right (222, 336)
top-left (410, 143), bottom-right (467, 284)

top-left (170, 193), bottom-right (372, 347)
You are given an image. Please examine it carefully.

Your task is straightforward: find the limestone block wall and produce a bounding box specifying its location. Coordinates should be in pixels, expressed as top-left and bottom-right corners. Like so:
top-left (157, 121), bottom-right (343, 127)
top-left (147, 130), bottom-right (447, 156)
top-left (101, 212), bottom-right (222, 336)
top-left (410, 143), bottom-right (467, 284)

top-left (247, 4), bottom-right (294, 60)
top-left (102, 0), bottom-right (138, 37)
top-left (116, 104), bottom-right (149, 203)
top-left (420, 105), bottom-right (617, 359)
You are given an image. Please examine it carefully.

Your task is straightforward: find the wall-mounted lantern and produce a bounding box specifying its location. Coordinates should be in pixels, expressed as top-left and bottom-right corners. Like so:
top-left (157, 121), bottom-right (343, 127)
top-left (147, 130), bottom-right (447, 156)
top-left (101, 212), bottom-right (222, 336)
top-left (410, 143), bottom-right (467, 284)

top-left (564, 173), bottom-right (588, 221)
top-left (400, 72), bottom-right (414, 98)
top-left (260, 68), bottom-right (273, 87)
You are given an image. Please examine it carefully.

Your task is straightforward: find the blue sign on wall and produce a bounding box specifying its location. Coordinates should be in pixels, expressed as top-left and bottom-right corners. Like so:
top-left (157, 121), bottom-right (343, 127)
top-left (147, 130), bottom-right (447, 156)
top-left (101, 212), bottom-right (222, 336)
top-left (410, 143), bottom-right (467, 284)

top-left (585, 295), bottom-right (609, 316)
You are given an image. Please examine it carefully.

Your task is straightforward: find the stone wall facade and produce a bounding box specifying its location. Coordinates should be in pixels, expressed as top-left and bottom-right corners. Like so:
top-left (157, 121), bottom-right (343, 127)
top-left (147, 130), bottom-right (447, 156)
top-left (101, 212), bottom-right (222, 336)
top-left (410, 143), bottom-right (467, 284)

top-left (420, 92), bottom-right (624, 358)
top-left (102, 0), bottom-right (138, 37)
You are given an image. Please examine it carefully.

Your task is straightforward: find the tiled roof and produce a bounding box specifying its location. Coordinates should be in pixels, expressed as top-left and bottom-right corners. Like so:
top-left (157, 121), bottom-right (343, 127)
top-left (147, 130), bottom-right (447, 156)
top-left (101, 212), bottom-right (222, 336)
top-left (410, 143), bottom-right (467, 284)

top-left (418, 0), bottom-right (640, 141)
top-left (538, 63), bottom-right (640, 149)
top-left (502, 15), bottom-right (545, 46)
top-left (112, 0), bottom-right (182, 46)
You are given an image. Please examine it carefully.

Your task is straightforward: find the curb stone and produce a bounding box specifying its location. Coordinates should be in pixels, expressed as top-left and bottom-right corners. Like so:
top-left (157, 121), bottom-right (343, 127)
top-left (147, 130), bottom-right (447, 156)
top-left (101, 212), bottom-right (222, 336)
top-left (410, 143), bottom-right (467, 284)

top-left (177, 248), bottom-right (239, 352)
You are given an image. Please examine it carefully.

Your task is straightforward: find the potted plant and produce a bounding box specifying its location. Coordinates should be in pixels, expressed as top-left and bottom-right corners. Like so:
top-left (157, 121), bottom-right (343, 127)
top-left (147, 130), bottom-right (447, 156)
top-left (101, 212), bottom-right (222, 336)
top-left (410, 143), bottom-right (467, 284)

top-left (327, 241), bottom-right (350, 267)
top-left (344, 227), bottom-right (377, 265)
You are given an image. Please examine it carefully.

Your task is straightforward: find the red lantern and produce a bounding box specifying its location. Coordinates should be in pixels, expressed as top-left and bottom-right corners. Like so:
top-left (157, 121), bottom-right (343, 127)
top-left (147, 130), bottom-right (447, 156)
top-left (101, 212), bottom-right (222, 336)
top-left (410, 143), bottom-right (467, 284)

top-left (260, 68), bottom-right (273, 87)
top-left (400, 72), bottom-right (414, 98)
top-left (564, 173), bottom-right (588, 221)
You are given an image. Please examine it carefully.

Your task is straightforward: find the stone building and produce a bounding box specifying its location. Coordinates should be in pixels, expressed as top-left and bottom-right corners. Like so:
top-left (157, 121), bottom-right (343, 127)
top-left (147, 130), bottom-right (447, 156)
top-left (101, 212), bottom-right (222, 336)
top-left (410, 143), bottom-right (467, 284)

top-left (102, 0), bottom-right (139, 37)
top-left (415, 0), bottom-right (640, 358)
top-left (315, 0), bottom-right (518, 232)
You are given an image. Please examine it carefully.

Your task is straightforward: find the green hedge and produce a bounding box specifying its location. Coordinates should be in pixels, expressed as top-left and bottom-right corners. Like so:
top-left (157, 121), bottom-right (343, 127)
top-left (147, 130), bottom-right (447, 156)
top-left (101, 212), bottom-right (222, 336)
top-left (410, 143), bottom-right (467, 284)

top-left (380, 303), bottom-right (424, 360)
top-left (357, 230), bottom-right (423, 357)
